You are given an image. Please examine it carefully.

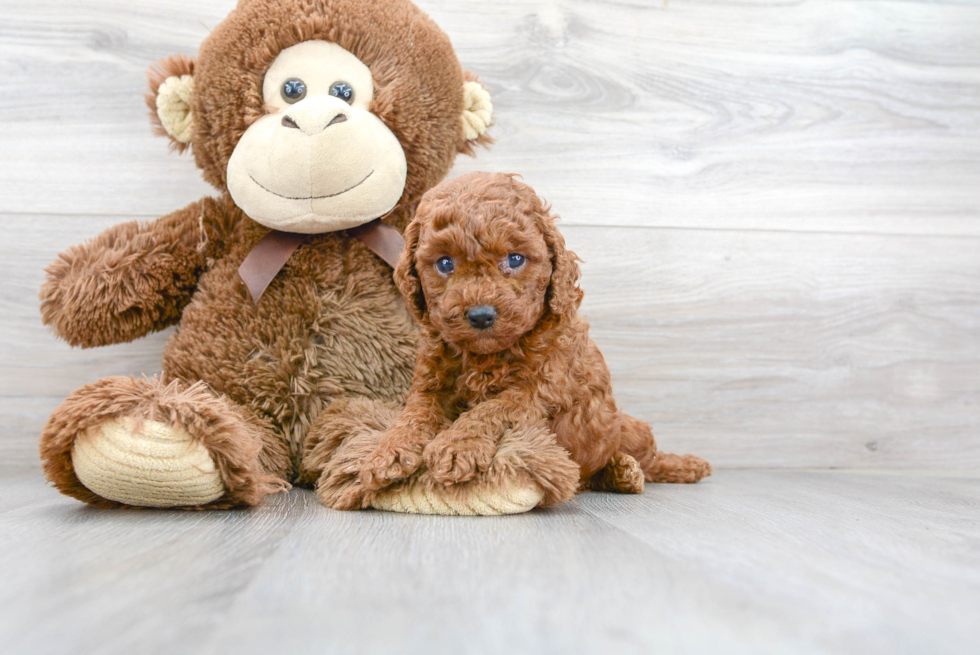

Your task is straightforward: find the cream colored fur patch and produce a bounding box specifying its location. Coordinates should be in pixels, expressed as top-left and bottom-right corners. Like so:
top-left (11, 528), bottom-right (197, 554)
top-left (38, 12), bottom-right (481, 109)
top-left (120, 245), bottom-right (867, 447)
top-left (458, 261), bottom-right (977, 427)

top-left (72, 417), bottom-right (226, 508)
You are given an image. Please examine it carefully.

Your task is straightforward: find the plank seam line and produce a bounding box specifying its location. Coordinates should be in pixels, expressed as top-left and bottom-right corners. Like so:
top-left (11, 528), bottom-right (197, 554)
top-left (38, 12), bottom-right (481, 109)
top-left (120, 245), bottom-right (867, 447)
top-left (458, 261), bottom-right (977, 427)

top-left (4, 212), bottom-right (980, 241)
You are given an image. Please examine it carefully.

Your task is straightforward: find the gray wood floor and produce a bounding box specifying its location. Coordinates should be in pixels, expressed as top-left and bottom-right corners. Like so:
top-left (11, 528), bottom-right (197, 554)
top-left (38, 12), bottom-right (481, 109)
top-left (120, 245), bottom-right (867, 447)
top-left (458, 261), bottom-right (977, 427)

top-left (1, 469), bottom-right (977, 655)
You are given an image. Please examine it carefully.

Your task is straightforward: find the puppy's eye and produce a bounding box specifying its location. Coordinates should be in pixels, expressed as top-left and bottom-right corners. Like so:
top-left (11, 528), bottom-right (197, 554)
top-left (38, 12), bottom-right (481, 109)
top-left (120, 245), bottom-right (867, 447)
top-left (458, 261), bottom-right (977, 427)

top-left (330, 81), bottom-right (355, 104)
top-left (435, 257), bottom-right (455, 275)
top-left (506, 254), bottom-right (526, 269)
top-left (281, 78), bottom-right (307, 103)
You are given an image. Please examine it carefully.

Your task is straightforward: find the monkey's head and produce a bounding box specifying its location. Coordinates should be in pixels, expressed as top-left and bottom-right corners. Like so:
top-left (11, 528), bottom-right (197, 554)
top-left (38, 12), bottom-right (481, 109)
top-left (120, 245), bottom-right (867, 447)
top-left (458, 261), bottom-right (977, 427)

top-left (146, 0), bottom-right (493, 234)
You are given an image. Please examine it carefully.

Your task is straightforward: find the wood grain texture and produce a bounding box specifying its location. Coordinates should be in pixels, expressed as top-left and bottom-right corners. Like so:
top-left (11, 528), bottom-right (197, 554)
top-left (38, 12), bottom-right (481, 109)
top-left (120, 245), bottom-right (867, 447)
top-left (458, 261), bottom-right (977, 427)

top-left (4, 219), bottom-right (978, 468)
top-left (1, 0), bottom-right (979, 471)
top-left (1, 0), bottom-right (979, 235)
top-left (0, 470), bottom-right (977, 654)
top-left (571, 226), bottom-right (980, 468)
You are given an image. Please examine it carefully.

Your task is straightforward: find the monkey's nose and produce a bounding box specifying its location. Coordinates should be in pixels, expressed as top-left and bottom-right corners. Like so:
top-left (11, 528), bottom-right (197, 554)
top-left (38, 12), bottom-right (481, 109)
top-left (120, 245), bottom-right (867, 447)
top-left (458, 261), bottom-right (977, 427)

top-left (281, 112), bottom-right (348, 133)
top-left (466, 305), bottom-right (497, 330)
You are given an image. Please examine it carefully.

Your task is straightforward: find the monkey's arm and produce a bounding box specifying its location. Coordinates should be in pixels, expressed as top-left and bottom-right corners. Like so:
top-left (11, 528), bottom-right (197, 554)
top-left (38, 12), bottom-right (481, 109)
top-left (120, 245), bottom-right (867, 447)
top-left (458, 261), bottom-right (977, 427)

top-left (40, 196), bottom-right (237, 348)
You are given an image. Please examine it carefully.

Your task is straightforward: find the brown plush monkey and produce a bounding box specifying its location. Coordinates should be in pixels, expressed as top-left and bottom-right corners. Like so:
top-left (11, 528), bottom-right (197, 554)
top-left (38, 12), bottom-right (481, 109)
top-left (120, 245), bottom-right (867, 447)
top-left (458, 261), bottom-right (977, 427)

top-left (39, 0), bottom-right (580, 515)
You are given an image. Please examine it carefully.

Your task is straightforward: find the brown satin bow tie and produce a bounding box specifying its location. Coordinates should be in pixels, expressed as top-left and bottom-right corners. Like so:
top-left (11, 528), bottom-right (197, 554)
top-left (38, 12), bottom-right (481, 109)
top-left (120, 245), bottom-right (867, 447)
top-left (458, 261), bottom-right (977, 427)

top-left (238, 219), bottom-right (405, 303)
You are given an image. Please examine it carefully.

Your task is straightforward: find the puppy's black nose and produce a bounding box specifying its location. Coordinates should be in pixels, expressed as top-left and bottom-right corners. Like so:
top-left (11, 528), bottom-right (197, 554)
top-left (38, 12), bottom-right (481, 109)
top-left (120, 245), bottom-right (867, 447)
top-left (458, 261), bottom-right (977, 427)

top-left (466, 305), bottom-right (497, 330)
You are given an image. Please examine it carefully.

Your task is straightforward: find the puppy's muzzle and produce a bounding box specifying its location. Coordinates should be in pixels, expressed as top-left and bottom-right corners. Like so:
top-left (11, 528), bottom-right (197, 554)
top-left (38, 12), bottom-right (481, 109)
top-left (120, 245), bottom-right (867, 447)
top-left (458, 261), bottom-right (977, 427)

top-left (466, 305), bottom-right (497, 330)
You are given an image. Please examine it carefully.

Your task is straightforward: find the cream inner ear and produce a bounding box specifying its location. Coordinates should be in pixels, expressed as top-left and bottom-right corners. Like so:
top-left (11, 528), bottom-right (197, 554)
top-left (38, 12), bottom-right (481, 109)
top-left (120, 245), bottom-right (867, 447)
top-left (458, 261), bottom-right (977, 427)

top-left (156, 74), bottom-right (195, 144)
top-left (462, 81), bottom-right (492, 141)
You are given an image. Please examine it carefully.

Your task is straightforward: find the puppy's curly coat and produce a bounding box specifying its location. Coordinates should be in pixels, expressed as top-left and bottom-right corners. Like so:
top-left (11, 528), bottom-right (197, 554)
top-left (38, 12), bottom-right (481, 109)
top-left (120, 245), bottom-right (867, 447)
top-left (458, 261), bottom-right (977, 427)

top-left (360, 172), bottom-right (712, 496)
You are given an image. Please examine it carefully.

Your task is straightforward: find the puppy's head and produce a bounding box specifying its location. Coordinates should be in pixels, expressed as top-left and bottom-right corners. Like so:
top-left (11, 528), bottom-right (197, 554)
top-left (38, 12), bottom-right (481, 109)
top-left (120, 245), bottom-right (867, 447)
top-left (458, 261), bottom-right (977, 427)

top-left (395, 172), bottom-right (582, 355)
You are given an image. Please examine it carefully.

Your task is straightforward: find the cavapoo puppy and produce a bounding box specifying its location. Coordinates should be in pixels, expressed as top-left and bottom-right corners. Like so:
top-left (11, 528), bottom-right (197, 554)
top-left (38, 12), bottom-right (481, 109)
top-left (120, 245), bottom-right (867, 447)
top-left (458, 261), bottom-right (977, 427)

top-left (359, 172), bottom-right (712, 494)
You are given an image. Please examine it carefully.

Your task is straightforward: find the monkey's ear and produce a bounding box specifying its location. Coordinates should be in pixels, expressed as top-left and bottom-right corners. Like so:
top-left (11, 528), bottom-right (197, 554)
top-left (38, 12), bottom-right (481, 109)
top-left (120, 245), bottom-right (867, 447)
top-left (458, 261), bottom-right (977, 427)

top-left (393, 218), bottom-right (428, 322)
top-left (145, 55), bottom-right (196, 153)
top-left (458, 72), bottom-right (494, 155)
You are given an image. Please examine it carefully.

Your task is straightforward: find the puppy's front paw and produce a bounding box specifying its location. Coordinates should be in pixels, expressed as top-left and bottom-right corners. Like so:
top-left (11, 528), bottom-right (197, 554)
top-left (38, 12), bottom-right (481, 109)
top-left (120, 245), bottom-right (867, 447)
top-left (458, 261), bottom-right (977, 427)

top-left (423, 431), bottom-right (496, 485)
top-left (359, 437), bottom-right (424, 490)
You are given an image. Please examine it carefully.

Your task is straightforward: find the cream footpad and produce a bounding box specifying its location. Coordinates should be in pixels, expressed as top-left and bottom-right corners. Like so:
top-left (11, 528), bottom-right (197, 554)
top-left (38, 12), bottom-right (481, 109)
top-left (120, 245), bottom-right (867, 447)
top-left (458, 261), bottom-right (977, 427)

top-left (370, 480), bottom-right (545, 516)
top-left (72, 417), bottom-right (226, 508)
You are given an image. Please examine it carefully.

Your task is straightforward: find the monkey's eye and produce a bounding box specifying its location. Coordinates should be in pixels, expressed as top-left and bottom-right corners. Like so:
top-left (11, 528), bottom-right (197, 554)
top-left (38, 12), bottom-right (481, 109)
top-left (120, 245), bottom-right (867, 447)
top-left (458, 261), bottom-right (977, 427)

top-left (330, 81), bottom-right (355, 104)
top-left (505, 254), bottom-right (527, 270)
top-left (435, 257), bottom-right (455, 276)
top-left (281, 78), bottom-right (307, 103)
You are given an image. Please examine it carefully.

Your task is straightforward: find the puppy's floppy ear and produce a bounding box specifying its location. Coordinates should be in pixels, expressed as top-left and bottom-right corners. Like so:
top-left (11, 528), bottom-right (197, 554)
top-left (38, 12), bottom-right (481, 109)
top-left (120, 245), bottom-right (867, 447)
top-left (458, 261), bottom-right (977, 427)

top-left (540, 209), bottom-right (584, 316)
top-left (458, 71), bottom-right (494, 156)
top-left (394, 218), bottom-right (428, 322)
top-left (145, 54), bottom-right (196, 153)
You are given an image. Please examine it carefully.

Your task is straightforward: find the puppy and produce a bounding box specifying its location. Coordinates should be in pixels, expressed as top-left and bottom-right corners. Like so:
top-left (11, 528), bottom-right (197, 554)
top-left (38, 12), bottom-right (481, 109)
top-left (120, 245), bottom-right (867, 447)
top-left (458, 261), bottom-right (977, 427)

top-left (360, 172), bottom-right (712, 494)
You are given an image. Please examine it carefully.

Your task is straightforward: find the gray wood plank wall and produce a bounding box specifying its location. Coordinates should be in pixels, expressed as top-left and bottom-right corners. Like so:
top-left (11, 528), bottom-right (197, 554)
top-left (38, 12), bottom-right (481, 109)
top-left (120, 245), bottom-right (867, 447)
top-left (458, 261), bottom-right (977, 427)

top-left (1, 0), bottom-right (978, 471)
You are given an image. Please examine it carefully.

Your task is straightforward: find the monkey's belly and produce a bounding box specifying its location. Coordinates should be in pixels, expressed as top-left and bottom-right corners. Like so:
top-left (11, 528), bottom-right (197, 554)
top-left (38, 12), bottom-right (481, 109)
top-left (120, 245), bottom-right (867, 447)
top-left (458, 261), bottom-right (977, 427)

top-left (161, 260), bottom-right (417, 461)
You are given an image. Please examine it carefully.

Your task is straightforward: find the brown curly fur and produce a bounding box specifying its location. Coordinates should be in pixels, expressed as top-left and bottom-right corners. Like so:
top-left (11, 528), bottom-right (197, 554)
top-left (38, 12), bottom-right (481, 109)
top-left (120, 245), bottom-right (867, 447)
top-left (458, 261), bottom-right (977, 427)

top-left (38, 0), bottom-right (501, 509)
top-left (359, 172), bottom-right (713, 493)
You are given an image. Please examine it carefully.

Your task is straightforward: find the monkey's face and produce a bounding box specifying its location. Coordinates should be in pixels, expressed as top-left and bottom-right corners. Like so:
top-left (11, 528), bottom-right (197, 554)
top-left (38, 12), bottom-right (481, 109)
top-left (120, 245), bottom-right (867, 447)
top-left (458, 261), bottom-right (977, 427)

top-left (149, 0), bottom-right (494, 232)
top-left (226, 41), bottom-right (408, 234)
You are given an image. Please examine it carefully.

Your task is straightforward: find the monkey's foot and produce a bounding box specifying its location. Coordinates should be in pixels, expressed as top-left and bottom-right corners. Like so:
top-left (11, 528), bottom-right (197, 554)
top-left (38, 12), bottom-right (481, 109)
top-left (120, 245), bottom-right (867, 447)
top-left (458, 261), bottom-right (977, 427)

top-left (72, 416), bottom-right (226, 508)
top-left (42, 376), bottom-right (288, 509)
top-left (370, 476), bottom-right (546, 516)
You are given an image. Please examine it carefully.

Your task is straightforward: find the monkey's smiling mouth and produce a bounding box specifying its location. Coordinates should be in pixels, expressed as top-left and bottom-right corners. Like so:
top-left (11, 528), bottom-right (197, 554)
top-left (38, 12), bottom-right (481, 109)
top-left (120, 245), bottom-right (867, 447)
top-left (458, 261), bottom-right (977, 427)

top-left (249, 170), bottom-right (374, 200)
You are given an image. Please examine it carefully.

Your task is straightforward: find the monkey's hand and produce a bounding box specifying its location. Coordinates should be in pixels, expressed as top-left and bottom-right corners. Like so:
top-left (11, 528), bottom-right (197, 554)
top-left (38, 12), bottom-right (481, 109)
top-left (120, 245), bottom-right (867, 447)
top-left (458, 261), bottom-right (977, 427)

top-left (40, 197), bottom-right (230, 348)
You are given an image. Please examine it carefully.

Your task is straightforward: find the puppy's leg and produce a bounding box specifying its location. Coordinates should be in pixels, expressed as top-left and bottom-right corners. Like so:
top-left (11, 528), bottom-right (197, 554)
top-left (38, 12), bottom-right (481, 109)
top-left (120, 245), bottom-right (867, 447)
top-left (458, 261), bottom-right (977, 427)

top-left (620, 414), bottom-right (713, 483)
top-left (646, 452), bottom-right (714, 484)
top-left (358, 389), bottom-right (452, 490)
top-left (423, 428), bottom-right (498, 486)
top-left (359, 430), bottom-right (429, 490)
top-left (589, 452), bottom-right (645, 494)
top-left (424, 392), bottom-right (544, 486)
